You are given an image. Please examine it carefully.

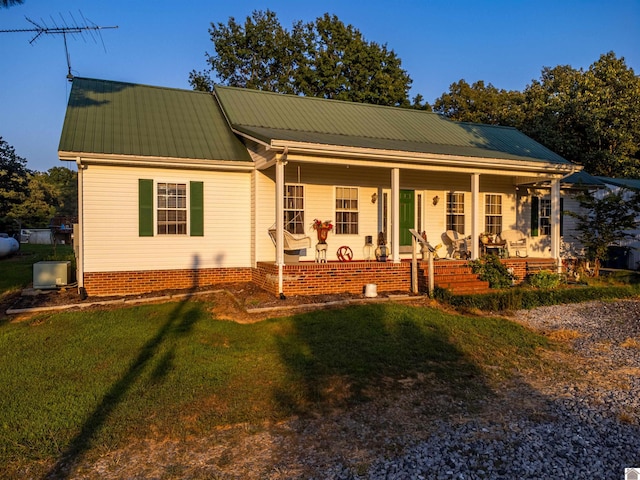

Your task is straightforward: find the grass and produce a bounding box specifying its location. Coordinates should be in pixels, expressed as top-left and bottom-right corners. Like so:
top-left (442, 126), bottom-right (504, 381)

top-left (0, 300), bottom-right (551, 477)
top-left (0, 243), bottom-right (75, 296)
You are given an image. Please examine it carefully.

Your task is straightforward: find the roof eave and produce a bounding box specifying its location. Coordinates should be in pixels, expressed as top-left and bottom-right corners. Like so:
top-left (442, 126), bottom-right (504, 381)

top-left (269, 140), bottom-right (580, 176)
top-left (59, 151), bottom-right (255, 172)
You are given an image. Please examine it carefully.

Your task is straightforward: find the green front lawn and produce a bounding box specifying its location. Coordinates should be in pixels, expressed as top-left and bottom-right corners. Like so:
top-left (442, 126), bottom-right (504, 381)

top-left (0, 300), bottom-right (550, 477)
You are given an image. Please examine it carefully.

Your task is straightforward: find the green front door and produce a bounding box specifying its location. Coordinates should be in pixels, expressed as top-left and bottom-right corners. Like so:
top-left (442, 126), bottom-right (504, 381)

top-left (400, 190), bottom-right (415, 247)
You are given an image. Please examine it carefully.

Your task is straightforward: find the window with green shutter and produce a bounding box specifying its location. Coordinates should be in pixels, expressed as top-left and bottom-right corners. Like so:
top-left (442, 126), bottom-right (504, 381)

top-left (139, 179), bottom-right (204, 237)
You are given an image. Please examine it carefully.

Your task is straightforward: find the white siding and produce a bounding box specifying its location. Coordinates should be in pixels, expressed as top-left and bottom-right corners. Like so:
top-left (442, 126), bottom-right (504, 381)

top-left (255, 165), bottom-right (524, 261)
top-left (82, 164), bottom-right (251, 272)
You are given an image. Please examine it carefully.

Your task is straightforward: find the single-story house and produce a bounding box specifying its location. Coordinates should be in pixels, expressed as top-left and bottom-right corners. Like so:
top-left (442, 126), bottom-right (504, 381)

top-left (58, 77), bottom-right (583, 297)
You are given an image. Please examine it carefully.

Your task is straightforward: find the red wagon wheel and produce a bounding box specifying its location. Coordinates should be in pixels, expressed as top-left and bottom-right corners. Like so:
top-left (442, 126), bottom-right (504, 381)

top-left (337, 246), bottom-right (353, 262)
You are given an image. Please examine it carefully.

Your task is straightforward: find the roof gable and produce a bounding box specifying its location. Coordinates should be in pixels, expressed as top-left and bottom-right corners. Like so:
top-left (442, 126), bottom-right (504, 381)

top-left (59, 78), bottom-right (251, 162)
top-left (214, 86), bottom-right (571, 165)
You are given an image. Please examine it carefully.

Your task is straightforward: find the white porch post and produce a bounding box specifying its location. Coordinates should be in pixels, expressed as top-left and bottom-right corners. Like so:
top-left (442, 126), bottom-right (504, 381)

top-left (470, 173), bottom-right (480, 260)
top-left (391, 168), bottom-right (400, 263)
top-left (550, 178), bottom-right (561, 268)
top-left (275, 159), bottom-right (285, 294)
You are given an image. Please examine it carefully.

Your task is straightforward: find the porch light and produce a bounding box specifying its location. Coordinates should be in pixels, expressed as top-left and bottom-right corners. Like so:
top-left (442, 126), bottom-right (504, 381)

top-left (371, 192), bottom-right (378, 204)
top-left (432, 195), bottom-right (440, 206)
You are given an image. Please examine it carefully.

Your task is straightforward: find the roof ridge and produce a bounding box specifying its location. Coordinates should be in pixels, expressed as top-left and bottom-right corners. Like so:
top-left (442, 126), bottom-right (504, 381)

top-left (73, 77), bottom-right (213, 96)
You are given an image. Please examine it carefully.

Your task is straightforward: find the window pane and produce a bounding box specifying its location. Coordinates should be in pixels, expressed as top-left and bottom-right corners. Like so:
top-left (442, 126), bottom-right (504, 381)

top-left (335, 187), bottom-right (358, 234)
top-left (157, 182), bottom-right (187, 235)
top-left (284, 184), bottom-right (304, 234)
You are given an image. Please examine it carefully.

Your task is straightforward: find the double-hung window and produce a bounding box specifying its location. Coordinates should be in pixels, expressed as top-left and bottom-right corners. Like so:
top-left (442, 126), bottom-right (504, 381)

top-left (446, 192), bottom-right (465, 234)
top-left (157, 183), bottom-right (187, 235)
top-left (284, 185), bottom-right (305, 234)
top-left (138, 179), bottom-right (203, 237)
top-left (335, 187), bottom-right (358, 235)
top-left (539, 198), bottom-right (551, 236)
top-left (484, 194), bottom-right (502, 235)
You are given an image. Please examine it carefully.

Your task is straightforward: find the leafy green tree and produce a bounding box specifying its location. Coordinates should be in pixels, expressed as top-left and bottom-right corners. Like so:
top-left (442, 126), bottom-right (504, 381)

top-left (7, 172), bottom-right (57, 228)
top-left (0, 137), bottom-right (30, 231)
top-left (567, 187), bottom-right (640, 276)
top-left (433, 79), bottom-right (524, 125)
top-left (191, 10), bottom-right (416, 107)
top-left (189, 10), bottom-right (305, 94)
top-left (295, 14), bottom-right (412, 106)
top-left (44, 166), bottom-right (77, 217)
top-left (433, 53), bottom-right (640, 178)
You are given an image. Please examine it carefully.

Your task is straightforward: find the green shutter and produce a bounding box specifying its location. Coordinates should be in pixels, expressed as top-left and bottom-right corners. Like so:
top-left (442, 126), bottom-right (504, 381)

top-left (560, 197), bottom-right (564, 237)
top-left (531, 196), bottom-right (539, 237)
top-left (190, 181), bottom-right (204, 236)
top-left (139, 179), bottom-right (154, 237)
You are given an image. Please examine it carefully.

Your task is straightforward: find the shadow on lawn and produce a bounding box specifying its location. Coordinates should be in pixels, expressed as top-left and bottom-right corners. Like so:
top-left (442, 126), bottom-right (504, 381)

top-left (45, 256), bottom-right (203, 480)
top-left (275, 303), bottom-right (492, 413)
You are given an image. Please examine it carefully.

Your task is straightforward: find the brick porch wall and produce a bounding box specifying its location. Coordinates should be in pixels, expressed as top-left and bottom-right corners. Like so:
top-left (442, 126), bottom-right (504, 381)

top-left (254, 261), bottom-right (411, 297)
top-left (83, 267), bottom-right (252, 296)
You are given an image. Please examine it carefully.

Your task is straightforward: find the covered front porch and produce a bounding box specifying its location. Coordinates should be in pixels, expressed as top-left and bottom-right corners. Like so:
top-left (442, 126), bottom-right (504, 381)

top-left (254, 257), bottom-right (556, 297)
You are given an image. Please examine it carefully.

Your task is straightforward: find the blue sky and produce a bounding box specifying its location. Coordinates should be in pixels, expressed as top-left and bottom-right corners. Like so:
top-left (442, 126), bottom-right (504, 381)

top-left (1, 0), bottom-right (638, 172)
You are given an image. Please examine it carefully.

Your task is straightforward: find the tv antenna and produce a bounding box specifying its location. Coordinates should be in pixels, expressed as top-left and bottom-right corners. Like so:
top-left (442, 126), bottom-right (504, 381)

top-left (0, 11), bottom-right (118, 81)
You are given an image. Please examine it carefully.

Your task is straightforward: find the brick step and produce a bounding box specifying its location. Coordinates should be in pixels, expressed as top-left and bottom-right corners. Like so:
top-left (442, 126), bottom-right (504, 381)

top-left (434, 280), bottom-right (491, 294)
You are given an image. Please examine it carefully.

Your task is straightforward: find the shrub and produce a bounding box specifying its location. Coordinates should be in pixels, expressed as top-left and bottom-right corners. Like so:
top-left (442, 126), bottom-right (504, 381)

top-left (527, 271), bottom-right (562, 289)
top-left (469, 254), bottom-right (515, 289)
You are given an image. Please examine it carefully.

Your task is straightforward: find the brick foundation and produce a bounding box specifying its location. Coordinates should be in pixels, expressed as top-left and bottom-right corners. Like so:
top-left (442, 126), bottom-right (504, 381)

top-left (254, 261), bottom-right (411, 297)
top-left (83, 267), bottom-right (252, 296)
top-left (82, 257), bottom-right (558, 298)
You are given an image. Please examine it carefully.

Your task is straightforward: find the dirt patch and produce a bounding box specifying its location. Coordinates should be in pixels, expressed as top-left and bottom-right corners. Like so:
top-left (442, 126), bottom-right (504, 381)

top-left (2, 282), bottom-right (421, 323)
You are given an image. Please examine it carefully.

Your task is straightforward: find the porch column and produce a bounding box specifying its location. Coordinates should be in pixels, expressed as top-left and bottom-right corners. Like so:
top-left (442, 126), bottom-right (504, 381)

top-left (275, 159), bottom-right (285, 294)
top-left (550, 178), bottom-right (561, 268)
top-left (391, 168), bottom-right (400, 263)
top-left (470, 173), bottom-right (480, 260)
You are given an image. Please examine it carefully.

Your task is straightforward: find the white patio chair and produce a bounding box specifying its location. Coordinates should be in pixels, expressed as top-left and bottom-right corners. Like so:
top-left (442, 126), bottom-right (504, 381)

top-left (444, 230), bottom-right (470, 259)
top-left (268, 225), bottom-right (311, 263)
top-left (500, 229), bottom-right (529, 258)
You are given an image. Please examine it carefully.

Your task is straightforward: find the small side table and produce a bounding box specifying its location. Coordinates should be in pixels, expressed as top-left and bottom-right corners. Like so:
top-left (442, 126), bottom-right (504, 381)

top-left (315, 243), bottom-right (328, 263)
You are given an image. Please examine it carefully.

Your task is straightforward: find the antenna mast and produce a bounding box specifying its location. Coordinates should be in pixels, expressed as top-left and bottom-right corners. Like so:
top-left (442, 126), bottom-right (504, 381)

top-left (0, 12), bottom-right (118, 81)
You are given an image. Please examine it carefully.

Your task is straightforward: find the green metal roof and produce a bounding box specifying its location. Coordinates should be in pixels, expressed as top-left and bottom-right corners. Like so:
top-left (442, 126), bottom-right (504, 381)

top-left (59, 78), bottom-right (251, 162)
top-left (596, 176), bottom-right (640, 191)
top-left (214, 86), bottom-right (572, 165)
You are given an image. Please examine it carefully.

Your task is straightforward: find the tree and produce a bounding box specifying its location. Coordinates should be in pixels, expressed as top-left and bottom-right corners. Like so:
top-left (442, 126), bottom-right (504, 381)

top-left (567, 187), bottom-right (640, 276)
top-left (295, 14), bottom-right (413, 106)
top-left (433, 79), bottom-right (523, 125)
top-left (0, 137), bottom-right (30, 231)
top-left (190, 10), bottom-right (304, 94)
top-left (520, 54), bottom-right (640, 177)
top-left (191, 10), bottom-right (416, 107)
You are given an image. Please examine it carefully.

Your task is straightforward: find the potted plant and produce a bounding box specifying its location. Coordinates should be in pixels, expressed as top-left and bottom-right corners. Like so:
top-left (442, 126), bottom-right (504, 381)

top-left (312, 219), bottom-right (333, 244)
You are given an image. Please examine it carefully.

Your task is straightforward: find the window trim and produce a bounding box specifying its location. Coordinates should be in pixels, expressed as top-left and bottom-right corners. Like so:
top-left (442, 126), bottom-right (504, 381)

top-left (138, 179), bottom-right (203, 237)
top-left (446, 191), bottom-right (465, 234)
top-left (484, 193), bottom-right (503, 235)
top-left (283, 184), bottom-right (305, 234)
top-left (335, 186), bottom-right (359, 235)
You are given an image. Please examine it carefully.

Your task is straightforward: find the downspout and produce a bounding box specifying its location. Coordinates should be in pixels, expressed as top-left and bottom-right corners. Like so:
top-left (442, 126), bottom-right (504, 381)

top-left (75, 157), bottom-right (86, 297)
top-left (276, 147), bottom-right (288, 298)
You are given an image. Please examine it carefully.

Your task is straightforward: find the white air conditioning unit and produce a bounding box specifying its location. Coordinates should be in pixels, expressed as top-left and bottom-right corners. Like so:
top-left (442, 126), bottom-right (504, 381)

top-left (33, 261), bottom-right (71, 289)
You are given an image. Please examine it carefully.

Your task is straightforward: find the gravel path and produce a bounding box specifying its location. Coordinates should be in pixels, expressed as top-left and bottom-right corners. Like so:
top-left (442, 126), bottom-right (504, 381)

top-left (345, 300), bottom-right (640, 480)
